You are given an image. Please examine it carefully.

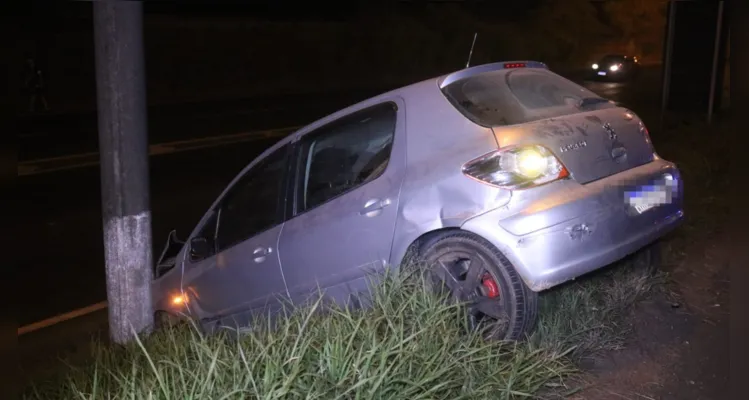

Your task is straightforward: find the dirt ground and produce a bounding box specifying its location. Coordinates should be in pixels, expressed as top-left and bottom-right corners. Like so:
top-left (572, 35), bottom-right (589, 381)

top-left (571, 115), bottom-right (732, 400)
top-left (572, 238), bottom-right (730, 400)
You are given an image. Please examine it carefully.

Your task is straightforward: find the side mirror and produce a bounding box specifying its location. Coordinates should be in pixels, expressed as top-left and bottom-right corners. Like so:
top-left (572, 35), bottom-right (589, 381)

top-left (190, 237), bottom-right (210, 260)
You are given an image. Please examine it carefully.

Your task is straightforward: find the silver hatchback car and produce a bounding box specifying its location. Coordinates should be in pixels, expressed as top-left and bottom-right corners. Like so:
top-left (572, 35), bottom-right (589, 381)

top-left (152, 61), bottom-right (683, 340)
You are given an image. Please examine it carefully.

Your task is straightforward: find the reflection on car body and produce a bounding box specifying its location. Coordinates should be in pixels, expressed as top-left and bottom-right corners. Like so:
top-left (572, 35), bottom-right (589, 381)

top-left (152, 61), bottom-right (683, 340)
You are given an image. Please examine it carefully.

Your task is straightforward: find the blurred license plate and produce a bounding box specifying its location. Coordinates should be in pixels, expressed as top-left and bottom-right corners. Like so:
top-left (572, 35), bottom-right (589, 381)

top-left (598, 71), bottom-right (607, 76)
top-left (625, 182), bottom-right (675, 215)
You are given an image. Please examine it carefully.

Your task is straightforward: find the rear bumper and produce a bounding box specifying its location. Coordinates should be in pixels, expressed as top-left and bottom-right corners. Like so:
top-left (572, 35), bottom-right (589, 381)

top-left (461, 160), bottom-right (684, 291)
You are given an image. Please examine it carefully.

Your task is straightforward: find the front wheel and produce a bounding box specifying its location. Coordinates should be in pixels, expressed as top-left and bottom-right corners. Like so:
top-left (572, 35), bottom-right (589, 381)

top-left (413, 231), bottom-right (538, 341)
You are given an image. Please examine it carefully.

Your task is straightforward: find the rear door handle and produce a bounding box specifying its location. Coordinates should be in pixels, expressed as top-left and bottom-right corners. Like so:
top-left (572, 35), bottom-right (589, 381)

top-left (360, 198), bottom-right (392, 217)
top-left (253, 247), bottom-right (271, 263)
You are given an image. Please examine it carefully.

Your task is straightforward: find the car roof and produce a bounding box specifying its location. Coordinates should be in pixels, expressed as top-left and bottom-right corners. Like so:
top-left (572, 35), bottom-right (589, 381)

top-left (282, 60), bottom-right (549, 139)
top-left (264, 60), bottom-right (550, 158)
top-left (247, 60), bottom-right (551, 182)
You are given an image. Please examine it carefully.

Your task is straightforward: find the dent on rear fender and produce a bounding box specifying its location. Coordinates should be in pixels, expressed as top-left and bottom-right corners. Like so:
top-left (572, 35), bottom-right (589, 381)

top-left (388, 81), bottom-right (515, 267)
top-left (389, 163), bottom-right (513, 267)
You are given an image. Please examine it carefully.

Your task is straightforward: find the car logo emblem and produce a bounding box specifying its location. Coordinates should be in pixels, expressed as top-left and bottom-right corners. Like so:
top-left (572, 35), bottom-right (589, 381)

top-left (602, 122), bottom-right (627, 163)
top-left (603, 123), bottom-right (617, 140)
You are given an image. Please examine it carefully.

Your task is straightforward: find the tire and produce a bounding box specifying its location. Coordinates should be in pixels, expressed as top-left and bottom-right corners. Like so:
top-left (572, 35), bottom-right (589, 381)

top-left (412, 231), bottom-right (538, 341)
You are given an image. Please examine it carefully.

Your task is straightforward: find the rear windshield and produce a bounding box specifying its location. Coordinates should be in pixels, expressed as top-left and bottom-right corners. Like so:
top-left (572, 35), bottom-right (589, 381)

top-left (441, 68), bottom-right (612, 126)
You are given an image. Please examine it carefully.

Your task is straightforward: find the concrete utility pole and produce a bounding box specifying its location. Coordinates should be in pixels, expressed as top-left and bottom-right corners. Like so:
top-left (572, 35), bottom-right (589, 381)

top-left (93, 0), bottom-right (154, 344)
top-left (660, 0), bottom-right (677, 129)
top-left (707, 0), bottom-right (725, 124)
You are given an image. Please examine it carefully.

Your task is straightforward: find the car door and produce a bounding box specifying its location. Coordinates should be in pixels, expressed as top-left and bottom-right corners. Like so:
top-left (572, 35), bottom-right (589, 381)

top-left (180, 143), bottom-right (291, 325)
top-left (279, 100), bottom-right (406, 305)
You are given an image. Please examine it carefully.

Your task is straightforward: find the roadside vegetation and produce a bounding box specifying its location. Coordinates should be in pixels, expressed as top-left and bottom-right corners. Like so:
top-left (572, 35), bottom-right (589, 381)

top-left (24, 253), bottom-right (662, 400)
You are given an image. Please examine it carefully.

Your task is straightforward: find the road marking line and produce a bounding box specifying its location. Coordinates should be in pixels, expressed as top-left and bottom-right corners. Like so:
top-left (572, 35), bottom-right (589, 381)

top-left (18, 126), bottom-right (301, 177)
top-left (18, 301), bottom-right (108, 336)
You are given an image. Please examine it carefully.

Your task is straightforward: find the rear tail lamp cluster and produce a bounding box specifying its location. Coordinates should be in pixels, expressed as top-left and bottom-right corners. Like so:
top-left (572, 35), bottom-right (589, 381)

top-left (462, 145), bottom-right (569, 190)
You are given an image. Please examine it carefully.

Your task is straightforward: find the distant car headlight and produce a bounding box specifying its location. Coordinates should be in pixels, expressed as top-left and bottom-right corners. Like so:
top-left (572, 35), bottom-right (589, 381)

top-left (610, 65), bottom-right (620, 72)
top-left (462, 145), bottom-right (569, 190)
top-left (592, 63), bottom-right (599, 70)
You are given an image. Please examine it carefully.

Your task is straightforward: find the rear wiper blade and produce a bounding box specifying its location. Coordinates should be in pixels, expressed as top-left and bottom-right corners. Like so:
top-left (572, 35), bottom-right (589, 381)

top-left (577, 97), bottom-right (611, 109)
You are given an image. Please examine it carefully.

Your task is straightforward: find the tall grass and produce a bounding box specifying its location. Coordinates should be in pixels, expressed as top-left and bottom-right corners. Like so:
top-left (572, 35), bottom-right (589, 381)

top-left (530, 257), bottom-right (667, 362)
top-left (25, 257), bottom-right (659, 400)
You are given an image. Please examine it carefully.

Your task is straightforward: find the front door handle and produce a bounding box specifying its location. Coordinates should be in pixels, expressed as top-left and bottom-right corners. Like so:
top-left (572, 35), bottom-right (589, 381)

top-left (360, 198), bottom-right (392, 217)
top-left (253, 247), bottom-right (271, 263)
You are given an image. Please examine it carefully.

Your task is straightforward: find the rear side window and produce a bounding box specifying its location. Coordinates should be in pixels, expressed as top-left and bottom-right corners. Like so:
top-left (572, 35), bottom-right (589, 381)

top-left (442, 68), bottom-right (611, 126)
top-left (296, 102), bottom-right (396, 213)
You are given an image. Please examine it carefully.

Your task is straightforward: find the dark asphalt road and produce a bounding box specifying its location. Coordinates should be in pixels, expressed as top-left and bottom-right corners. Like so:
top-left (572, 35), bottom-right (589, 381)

top-left (18, 67), bottom-right (663, 327)
top-left (18, 89), bottom-right (386, 161)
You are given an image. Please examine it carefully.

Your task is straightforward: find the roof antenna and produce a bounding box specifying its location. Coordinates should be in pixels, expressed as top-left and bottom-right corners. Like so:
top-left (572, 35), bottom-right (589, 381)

top-left (465, 32), bottom-right (477, 68)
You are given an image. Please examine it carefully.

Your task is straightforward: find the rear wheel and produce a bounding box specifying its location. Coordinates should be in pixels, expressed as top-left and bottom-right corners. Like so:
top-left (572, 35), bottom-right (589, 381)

top-left (413, 231), bottom-right (538, 341)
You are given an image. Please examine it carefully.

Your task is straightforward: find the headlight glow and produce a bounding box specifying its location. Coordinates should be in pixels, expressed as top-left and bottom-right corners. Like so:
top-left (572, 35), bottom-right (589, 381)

top-left (610, 64), bottom-right (619, 72)
top-left (592, 63), bottom-right (599, 70)
top-left (463, 145), bottom-right (569, 190)
top-left (515, 149), bottom-right (549, 179)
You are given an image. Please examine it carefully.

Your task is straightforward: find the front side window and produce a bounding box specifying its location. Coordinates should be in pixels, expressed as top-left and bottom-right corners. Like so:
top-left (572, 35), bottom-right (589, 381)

top-left (215, 145), bottom-right (288, 253)
top-left (297, 103), bottom-right (397, 212)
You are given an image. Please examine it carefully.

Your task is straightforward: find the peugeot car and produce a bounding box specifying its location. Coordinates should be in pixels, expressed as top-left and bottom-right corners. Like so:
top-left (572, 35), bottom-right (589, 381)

top-left (152, 61), bottom-right (683, 340)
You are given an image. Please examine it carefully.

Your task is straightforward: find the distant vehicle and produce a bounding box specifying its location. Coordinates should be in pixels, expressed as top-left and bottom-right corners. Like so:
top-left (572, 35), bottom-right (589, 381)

top-left (591, 54), bottom-right (640, 81)
top-left (152, 61), bottom-right (683, 340)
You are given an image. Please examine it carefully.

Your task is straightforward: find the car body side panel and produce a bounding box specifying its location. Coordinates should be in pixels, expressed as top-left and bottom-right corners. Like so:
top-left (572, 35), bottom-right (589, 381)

top-left (278, 97), bottom-right (407, 305)
top-left (151, 254), bottom-right (186, 314)
top-left (182, 224), bottom-right (287, 322)
top-left (388, 79), bottom-right (512, 268)
top-left (150, 137), bottom-right (295, 319)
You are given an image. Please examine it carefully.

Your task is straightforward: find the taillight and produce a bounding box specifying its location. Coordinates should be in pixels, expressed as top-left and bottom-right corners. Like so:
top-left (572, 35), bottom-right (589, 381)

top-left (639, 121), bottom-right (652, 144)
top-left (462, 145), bottom-right (569, 190)
top-left (639, 120), bottom-right (660, 159)
top-left (504, 62), bottom-right (527, 69)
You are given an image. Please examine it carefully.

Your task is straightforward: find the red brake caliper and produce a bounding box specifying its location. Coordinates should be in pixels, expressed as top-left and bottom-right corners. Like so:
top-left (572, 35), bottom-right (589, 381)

top-left (481, 273), bottom-right (500, 298)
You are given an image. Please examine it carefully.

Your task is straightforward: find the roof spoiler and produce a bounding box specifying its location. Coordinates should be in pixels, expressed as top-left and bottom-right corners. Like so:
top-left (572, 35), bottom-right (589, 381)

top-left (439, 61), bottom-right (548, 89)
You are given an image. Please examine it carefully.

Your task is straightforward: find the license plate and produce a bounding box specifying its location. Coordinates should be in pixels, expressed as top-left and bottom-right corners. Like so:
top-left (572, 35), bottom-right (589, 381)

top-left (625, 179), bottom-right (676, 215)
top-left (598, 71), bottom-right (607, 76)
